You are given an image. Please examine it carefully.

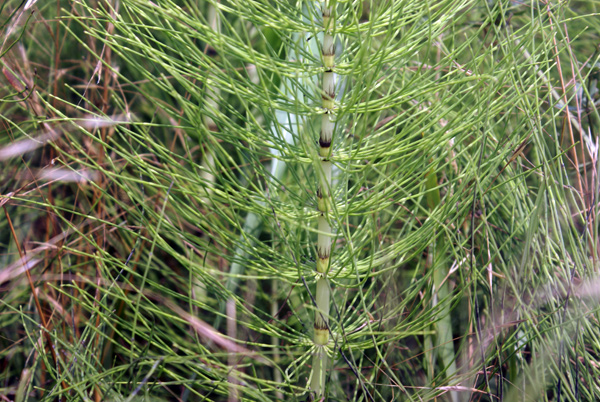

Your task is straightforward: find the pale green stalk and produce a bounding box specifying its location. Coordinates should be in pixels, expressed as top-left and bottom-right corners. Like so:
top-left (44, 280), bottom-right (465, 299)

top-left (426, 166), bottom-right (457, 402)
top-left (216, 111), bottom-right (295, 328)
top-left (195, 3), bottom-right (220, 304)
top-left (200, 4), bottom-right (220, 206)
top-left (218, 39), bottom-right (299, 398)
top-left (310, 1), bottom-right (338, 397)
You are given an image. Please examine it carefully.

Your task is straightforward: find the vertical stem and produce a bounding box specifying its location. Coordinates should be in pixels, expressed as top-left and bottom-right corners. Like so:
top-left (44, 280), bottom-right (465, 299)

top-left (201, 4), bottom-right (220, 206)
top-left (310, 1), bottom-right (337, 398)
top-left (196, 2), bottom-right (220, 303)
top-left (426, 167), bottom-right (458, 402)
top-left (424, 249), bottom-right (435, 382)
top-left (226, 298), bottom-right (239, 402)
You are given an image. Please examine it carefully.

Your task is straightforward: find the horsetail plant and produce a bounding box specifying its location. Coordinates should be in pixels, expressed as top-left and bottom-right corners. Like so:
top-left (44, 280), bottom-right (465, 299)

top-left (10, 0), bottom-right (600, 401)
top-left (310, 0), bottom-right (338, 398)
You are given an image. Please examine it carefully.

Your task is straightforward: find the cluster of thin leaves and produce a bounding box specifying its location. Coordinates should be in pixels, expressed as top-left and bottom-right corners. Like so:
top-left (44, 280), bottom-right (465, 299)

top-left (1, 0), bottom-right (600, 401)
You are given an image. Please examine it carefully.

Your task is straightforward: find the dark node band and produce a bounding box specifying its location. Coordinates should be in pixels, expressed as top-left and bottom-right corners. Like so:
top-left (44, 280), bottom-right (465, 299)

top-left (314, 321), bottom-right (328, 330)
top-left (319, 138), bottom-right (332, 148)
top-left (206, 46), bottom-right (218, 57)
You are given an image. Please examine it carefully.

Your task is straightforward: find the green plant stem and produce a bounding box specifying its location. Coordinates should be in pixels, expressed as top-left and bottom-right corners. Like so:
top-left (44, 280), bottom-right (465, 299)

top-left (426, 166), bottom-right (457, 402)
top-left (200, 4), bottom-right (220, 207)
top-left (310, 1), bottom-right (337, 398)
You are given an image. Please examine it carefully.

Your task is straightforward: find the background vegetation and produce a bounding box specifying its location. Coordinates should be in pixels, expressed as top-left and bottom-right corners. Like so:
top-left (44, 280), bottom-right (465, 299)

top-left (1, 0), bottom-right (600, 401)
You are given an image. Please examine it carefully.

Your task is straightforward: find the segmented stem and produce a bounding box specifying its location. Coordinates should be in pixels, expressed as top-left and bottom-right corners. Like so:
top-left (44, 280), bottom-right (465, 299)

top-left (310, 1), bottom-right (337, 397)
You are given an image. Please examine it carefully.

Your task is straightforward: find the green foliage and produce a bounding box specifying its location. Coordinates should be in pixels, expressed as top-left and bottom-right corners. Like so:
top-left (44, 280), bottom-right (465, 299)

top-left (1, 0), bottom-right (600, 401)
